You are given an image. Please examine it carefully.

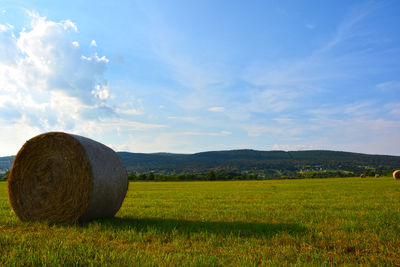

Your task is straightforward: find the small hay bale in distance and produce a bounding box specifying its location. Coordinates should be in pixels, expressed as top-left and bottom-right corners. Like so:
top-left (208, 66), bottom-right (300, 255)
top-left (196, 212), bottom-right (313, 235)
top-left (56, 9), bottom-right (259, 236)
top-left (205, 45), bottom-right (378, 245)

top-left (8, 132), bottom-right (128, 223)
top-left (374, 174), bottom-right (380, 178)
top-left (360, 174), bottom-right (366, 178)
top-left (393, 170), bottom-right (400, 180)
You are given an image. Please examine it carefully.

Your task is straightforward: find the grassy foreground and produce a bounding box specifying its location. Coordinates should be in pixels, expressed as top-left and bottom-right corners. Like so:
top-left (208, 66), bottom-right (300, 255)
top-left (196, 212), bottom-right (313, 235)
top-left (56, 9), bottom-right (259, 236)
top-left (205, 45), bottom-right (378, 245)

top-left (1, 177), bottom-right (400, 266)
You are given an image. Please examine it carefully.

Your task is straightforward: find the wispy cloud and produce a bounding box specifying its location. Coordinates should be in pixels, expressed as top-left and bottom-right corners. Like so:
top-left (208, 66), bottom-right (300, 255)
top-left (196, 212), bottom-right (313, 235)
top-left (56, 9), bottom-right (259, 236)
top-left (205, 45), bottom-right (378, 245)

top-left (114, 130), bottom-right (231, 154)
top-left (91, 119), bottom-right (166, 132)
top-left (141, 7), bottom-right (233, 111)
top-left (242, 2), bottom-right (381, 104)
top-left (306, 24), bottom-right (316, 29)
top-left (385, 102), bottom-right (400, 118)
top-left (244, 124), bottom-right (302, 138)
top-left (272, 144), bottom-right (314, 151)
top-left (137, 2), bottom-right (399, 155)
top-left (315, 2), bottom-right (373, 54)
top-left (116, 99), bottom-right (144, 116)
top-left (208, 107), bottom-right (225, 112)
top-left (168, 116), bottom-right (199, 123)
top-left (181, 130), bottom-right (231, 137)
top-left (248, 88), bottom-right (299, 113)
top-left (2, 3), bottom-right (398, 156)
top-left (376, 81), bottom-right (400, 92)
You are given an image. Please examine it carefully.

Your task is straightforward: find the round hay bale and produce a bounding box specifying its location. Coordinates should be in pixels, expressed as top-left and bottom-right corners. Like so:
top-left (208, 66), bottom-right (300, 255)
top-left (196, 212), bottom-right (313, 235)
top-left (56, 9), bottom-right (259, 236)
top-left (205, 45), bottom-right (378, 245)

top-left (8, 132), bottom-right (128, 223)
top-left (360, 174), bottom-right (366, 178)
top-left (374, 174), bottom-right (380, 178)
top-left (393, 170), bottom-right (400, 180)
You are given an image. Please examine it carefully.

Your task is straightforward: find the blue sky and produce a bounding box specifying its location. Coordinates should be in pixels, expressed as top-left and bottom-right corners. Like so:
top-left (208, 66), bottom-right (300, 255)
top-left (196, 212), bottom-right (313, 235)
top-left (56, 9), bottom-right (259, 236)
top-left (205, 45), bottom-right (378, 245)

top-left (0, 1), bottom-right (399, 156)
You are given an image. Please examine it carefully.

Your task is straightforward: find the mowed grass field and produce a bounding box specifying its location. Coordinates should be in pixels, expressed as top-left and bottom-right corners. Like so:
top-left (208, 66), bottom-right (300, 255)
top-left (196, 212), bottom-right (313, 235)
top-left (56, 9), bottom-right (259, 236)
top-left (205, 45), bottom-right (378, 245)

top-left (1, 177), bottom-right (400, 266)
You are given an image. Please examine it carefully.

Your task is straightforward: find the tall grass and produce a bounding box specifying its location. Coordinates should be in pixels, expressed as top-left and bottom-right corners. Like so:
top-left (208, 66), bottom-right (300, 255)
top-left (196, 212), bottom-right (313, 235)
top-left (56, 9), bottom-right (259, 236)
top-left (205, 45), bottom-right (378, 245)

top-left (1, 177), bottom-right (400, 265)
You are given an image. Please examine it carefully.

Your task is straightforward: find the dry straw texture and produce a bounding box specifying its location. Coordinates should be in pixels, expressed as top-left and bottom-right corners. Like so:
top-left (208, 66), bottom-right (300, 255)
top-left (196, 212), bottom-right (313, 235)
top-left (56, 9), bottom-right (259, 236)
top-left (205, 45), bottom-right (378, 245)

top-left (8, 132), bottom-right (128, 223)
top-left (360, 174), bottom-right (366, 178)
top-left (393, 170), bottom-right (400, 180)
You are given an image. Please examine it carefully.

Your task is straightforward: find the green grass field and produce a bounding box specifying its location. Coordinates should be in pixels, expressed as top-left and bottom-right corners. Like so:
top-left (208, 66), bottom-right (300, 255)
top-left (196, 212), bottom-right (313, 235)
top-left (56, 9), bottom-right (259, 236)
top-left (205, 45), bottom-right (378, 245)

top-left (1, 177), bottom-right (400, 266)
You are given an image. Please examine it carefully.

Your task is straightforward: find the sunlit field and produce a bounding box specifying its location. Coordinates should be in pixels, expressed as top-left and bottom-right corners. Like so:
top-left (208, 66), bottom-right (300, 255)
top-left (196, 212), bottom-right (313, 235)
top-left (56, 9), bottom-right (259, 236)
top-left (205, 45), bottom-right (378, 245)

top-left (1, 177), bottom-right (400, 266)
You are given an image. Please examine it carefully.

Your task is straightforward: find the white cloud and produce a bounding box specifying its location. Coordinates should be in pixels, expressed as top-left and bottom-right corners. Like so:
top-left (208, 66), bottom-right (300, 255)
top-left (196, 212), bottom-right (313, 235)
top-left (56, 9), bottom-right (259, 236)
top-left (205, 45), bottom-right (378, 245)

top-left (92, 84), bottom-right (109, 100)
top-left (3, 14), bottom-right (110, 104)
top-left (0, 117), bottom-right (41, 156)
top-left (90, 40), bottom-right (97, 47)
top-left (0, 24), bottom-right (18, 64)
top-left (208, 107), bottom-right (225, 112)
top-left (0, 14), bottom-right (108, 103)
top-left (0, 13), bottom-right (150, 155)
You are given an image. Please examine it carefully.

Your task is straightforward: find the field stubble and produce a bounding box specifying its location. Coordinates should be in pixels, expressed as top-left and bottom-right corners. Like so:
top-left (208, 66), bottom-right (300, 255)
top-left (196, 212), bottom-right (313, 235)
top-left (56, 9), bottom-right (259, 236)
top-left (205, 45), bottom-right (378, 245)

top-left (0, 177), bottom-right (400, 266)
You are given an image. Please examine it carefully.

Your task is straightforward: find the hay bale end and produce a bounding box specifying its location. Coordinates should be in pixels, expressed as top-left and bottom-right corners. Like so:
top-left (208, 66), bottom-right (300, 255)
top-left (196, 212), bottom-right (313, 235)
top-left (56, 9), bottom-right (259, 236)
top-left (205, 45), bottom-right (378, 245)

top-left (8, 132), bottom-right (128, 223)
top-left (393, 170), bottom-right (400, 180)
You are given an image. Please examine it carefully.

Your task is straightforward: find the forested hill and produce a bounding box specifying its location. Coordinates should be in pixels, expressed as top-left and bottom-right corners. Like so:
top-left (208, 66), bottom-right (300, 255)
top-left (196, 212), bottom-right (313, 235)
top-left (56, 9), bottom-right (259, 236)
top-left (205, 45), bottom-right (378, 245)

top-left (1, 150), bottom-right (400, 176)
top-left (117, 150), bottom-right (400, 176)
top-left (0, 156), bottom-right (14, 172)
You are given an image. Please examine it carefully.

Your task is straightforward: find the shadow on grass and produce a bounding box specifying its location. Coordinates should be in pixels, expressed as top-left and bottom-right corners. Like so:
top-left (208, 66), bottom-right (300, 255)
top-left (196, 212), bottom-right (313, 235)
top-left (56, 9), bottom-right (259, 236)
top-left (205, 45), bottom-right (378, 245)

top-left (80, 217), bottom-right (306, 238)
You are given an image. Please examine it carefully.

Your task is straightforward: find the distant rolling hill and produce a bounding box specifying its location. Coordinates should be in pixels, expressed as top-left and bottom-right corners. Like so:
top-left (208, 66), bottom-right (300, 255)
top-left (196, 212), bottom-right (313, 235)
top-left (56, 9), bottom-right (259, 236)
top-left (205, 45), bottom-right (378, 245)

top-left (1, 150), bottom-right (400, 175)
top-left (0, 156), bottom-right (14, 173)
top-left (119, 150), bottom-right (400, 175)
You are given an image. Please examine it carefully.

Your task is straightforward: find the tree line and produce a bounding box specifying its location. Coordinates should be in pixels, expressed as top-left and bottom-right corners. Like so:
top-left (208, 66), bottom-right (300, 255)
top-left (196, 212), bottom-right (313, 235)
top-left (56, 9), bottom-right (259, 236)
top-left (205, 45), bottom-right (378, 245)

top-left (0, 171), bottom-right (9, 181)
top-left (127, 169), bottom-right (385, 181)
top-left (0, 169), bottom-right (392, 183)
